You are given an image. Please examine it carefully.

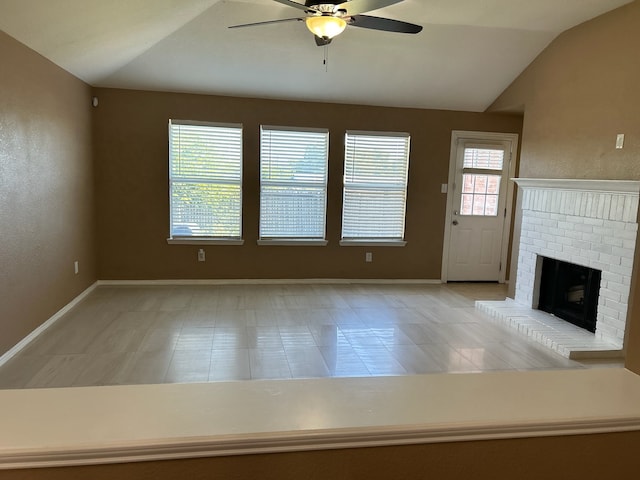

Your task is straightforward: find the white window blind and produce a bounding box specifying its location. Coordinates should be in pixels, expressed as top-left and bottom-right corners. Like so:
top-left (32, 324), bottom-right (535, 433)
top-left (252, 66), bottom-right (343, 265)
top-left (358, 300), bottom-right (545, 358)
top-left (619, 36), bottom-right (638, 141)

top-left (260, 126), bottom-right (329, 240)
top-left (169, 120), bottom-right (242, 238)
top-left (463, 147), bottom-right (504, 170)
top-left (342, 131), bottom-right (410, 241)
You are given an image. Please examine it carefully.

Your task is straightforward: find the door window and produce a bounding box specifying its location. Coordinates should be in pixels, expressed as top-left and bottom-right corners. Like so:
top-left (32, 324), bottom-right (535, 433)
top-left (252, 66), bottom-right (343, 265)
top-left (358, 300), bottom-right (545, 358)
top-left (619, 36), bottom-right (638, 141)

top-left (459, 147), bottom-right (505, 217)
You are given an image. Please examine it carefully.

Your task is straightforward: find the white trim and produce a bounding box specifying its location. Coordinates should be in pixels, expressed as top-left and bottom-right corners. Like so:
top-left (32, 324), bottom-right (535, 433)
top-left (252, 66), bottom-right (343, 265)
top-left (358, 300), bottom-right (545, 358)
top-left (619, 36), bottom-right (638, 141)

top-left (96, 279), bottom-right (443, 286)
top-left (513, 178), bottom-right (640, 194)
top-left (261, 125), bottom-right (328, 134)
top-left (5, 418), bottom-right (640, 470)
top-left (441, 131), bottom-right (519, 283)
top-left (170, 119), bottom-right (242, 129)
top-left (2, 369), bottom-right (640, 469)
top-left (0, 282), bottom-right (98, 368)
top-left (167, 238), bottom-right (245, 246)
top-left (257, 240), bottom-right (328, 246)
top-left (345, 130), bottom-right (410, 138)
top-left (339, 240), bottom-right (407, 247)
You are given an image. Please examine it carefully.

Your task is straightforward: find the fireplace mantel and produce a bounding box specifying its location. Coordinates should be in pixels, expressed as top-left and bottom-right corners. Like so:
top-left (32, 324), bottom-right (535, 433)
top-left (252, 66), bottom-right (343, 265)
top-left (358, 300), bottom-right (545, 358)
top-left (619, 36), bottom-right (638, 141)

top-left (513, 178), bottom-right (640, 194)
top-left (512, 178), bottom-right (639, 225)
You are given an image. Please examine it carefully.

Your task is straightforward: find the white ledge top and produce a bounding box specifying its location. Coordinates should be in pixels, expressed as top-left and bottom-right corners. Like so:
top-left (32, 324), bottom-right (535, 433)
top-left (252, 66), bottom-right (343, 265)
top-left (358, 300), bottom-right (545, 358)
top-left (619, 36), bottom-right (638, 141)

top-left (2, 369), bottom-right (640, 469)
top-left (513, 178), bottom-right (640, 194)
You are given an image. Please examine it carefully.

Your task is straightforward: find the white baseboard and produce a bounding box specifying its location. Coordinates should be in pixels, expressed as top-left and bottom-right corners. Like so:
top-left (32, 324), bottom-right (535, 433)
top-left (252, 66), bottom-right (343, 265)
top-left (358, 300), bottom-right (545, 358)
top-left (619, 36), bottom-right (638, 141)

top-left (97, 278), bottom-right (444, 286)
top-left (0, 282), bottom-right (98, 368)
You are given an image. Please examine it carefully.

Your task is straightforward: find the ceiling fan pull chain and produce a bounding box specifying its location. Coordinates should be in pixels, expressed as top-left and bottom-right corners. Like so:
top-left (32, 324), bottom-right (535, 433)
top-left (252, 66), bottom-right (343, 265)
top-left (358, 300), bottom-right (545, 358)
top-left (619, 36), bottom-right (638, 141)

top-left (324, 44), bottom-right (329, 72)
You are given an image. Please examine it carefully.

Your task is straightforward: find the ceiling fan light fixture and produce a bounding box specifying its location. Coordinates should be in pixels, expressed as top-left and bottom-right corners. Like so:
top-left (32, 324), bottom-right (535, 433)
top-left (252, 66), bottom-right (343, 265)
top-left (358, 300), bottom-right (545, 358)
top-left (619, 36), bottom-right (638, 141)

top-left (305, 15), bottom-right (347, 39)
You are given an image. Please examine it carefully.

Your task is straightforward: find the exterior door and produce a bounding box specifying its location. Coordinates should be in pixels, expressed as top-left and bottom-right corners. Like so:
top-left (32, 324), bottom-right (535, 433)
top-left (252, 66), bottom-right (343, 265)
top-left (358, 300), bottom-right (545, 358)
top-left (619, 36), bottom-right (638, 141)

top-left (446, 139), bottom-right (511, 281)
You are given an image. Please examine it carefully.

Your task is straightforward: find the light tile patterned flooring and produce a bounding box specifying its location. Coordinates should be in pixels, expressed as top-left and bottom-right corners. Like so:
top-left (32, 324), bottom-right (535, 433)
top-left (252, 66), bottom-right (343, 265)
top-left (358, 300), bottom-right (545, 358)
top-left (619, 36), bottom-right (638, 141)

top-left (0, 283), bottom-right (621, 389)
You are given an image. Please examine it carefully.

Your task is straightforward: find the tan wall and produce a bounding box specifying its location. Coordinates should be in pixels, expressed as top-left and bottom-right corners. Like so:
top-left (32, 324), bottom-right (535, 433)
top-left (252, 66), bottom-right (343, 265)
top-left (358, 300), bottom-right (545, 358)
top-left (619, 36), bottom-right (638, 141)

top-left (0, 32), bottom-right (96, 356)
top-left (490, 1), bottom-right (640, 180)
top-left (5, 430), bottom-right (640, 479)
top-left (488, 0), bottom-right (640, 372)
top-left (92, 88), bottom-right (522, 280)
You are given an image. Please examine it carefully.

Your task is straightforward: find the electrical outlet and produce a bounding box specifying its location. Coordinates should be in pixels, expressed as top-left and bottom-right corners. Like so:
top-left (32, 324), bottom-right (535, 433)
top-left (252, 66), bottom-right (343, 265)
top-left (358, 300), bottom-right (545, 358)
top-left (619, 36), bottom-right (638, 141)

top-left (74, 261), bottom-right (79, 274)
top-left (198, 248), bottom-right (206, 262)
top-left (365, 252), bottom-right (373, 263)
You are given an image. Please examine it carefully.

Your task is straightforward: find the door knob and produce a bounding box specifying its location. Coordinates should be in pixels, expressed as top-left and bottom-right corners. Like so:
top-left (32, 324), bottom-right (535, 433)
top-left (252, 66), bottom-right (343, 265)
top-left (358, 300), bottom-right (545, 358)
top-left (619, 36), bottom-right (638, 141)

top-left (452, 220), bottom-right (459, 226)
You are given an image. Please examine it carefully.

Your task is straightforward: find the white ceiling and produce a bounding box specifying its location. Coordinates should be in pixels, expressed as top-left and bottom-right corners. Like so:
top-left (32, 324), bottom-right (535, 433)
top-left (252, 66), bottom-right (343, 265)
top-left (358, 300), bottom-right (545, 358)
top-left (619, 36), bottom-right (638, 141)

top-left (0, 0), bottom-right (632, 111)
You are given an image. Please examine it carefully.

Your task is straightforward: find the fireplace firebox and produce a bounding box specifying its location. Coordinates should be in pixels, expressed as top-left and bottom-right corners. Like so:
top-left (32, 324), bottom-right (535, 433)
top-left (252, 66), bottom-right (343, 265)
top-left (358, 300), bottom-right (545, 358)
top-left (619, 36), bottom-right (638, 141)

top-left (537, 257), bottom-right (601, 333)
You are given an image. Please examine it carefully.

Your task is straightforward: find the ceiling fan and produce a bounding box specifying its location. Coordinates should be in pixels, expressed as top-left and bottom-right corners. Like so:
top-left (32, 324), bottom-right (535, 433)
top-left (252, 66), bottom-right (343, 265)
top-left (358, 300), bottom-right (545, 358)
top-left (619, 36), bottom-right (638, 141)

top-left (229, 0), bottom-right (422, 46)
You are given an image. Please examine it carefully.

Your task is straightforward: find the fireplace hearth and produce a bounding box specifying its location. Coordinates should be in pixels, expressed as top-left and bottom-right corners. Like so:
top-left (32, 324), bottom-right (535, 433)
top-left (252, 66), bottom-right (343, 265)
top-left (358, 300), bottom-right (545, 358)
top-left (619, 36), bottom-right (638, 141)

top-left (537, 257), bottom-right (601, 333)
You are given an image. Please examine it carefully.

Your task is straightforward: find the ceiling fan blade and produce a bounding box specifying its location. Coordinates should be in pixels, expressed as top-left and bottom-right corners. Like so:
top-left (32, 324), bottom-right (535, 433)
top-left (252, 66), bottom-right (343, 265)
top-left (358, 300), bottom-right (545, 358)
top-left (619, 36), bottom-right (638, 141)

top-left (334, 0), bottom-right (403, 16)
top-left (348, 14), bottom-right (422, 34)
top-left (272, 0), bottom-right (312, 12)
top-left (229, 17), bottom-right (303, 29)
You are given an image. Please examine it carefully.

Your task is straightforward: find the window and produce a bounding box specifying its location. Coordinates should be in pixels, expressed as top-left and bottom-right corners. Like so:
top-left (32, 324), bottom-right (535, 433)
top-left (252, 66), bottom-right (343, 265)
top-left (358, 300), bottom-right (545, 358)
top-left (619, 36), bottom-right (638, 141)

top-left (460, 147), bottom-right (504, 217)
top-left (168, 120), bottom-right (243, 242)
top-left (341, 131), bottom-right (410, 245)
top-left (259, 126), bottom-right (329, 244)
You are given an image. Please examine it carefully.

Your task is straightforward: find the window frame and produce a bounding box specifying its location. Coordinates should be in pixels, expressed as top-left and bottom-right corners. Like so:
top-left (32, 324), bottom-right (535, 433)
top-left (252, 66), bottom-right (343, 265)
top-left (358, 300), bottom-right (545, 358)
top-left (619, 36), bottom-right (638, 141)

top-left (167, 119), bottom-right (244, 245)
top-left (258, 125), bottom-right (330, 246)
top-left (340, 130), bottom-right (411, 247)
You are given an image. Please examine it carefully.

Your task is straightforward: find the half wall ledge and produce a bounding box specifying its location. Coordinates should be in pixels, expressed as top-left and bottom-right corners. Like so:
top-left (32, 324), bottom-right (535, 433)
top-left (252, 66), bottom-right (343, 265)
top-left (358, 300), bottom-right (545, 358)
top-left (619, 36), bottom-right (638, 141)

top-left (2, 369), bottom-right (640, 469)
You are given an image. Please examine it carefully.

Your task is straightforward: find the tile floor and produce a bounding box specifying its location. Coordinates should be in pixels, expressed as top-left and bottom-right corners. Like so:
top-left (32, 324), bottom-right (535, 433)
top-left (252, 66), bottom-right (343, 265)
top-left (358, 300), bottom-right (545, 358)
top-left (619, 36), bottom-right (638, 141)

top-left (0, 282), bottom-right (621, 389)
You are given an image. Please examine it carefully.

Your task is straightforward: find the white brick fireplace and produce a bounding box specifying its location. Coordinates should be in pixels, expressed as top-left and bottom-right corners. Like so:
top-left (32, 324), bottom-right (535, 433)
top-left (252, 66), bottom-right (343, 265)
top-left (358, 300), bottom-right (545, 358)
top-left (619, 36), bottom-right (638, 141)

top-left (478, 179), bottom-right (640, 358)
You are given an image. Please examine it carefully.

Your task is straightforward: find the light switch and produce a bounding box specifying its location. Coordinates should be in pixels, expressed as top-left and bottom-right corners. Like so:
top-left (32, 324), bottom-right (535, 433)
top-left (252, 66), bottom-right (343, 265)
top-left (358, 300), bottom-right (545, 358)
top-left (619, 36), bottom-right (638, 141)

top-left (441, 183), bottom-right (448, 193)
top-left (616, 134), bottom-right (625, 149)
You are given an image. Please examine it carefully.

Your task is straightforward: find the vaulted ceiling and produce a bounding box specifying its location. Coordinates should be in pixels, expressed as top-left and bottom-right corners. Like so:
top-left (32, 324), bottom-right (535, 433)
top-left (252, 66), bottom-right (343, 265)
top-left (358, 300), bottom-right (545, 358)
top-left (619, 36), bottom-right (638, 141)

top-left (0, 0), bottom-right (632, 111)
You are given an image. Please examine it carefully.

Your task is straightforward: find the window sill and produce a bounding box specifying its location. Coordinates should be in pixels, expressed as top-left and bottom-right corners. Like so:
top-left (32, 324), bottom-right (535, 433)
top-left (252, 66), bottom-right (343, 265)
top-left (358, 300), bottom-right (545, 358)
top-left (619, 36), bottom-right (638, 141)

top-left (166, 238), bottom-right (245, 246)
top-left (339, 240), bottom-right (407, 247)
top-left (257, 239), bottom-right (328, 246)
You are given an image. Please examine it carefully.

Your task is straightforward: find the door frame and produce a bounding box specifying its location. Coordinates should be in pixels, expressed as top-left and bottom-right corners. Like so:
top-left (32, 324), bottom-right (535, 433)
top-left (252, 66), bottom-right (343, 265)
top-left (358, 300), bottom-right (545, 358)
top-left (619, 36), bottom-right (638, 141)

top-left (441, 130), bottom-right (519, 284)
